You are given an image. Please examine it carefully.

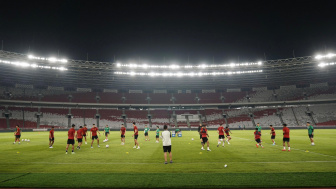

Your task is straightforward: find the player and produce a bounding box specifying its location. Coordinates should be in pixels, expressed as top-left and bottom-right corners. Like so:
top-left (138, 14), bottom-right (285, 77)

top-left (49, 126), bottom-right (55, 148)
top-left (132, 122), bottom-right (140, 149)
top-left (256, 123), bottom-right (262, 133)
top-left (66, 124), bottom-right (76, 154)
top-left (307, 122), bottom-right (315, 145)
top-left (198, 124), bottom-right (203, 145)
top-left (83, 124), bottom-right (88, 144)
top-left (104, 125), bottom-right (110, 141)
top-left (254, 128), bottom-right (263, 148)
top-left (76, 126), bottom-right (83, 150)
top-left (120, 124), bottom-right (126, 145)
top-left (282, 123), bottom-right (290, 151)
top-left (161, 125), bottom-right (172, 164)
top-left (155, 126), bottom-right (160, 143)
top-left (217, 124), bottom-right (225, 147)
top-left (175, 128), bottom-right (180, 134)
top-left (144, 125), bottom-right (150, 141)
top-left (13, 125), bottom-right (21, 144)
top-left (224, 126), bottom-right (232, 144)
top-left (90, 124), bottom-right (100, 148)
top-left (200, 124), bottom-right (211, 151)
top-left (270, 125), bottom-right (276, 145)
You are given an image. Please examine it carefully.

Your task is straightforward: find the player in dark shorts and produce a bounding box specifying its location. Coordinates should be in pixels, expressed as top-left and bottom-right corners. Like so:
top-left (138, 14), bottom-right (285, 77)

top-left (132, 122), bottom-right (140, 149)
top-left (162, 125), bottom-right (172, 164)
top-left (76, 126), bottom-right (83, 150)
top-left (120, 124), bottom-right (126, 145)
top-left (217, 124), bottom-right (225, 147)
top-left (104, 125), bottom-right (110, 141)
top-left (144, 125), bottom-right (150, 141)
top-left (155, 126), bottom-right (160, 143)
top-left (307, 122), bottom-right (315, 146)
top-left (13, 125), bottom-right (21, 144)
top-left (83, 124), bottom-right (88, 144)
top-left (282, 124), bottom-right (290, 151)
top-left (49, 126), bottom-right (55, 148)
top-left (200, 124), bottom-right (211, 151)
top-left (254, 128), bottom-right (263, 148)
top-left (66, 124), bottom-right (76, 154)
top-left (224, 126), bottom-right (232, 144)
top-left (269, 125), bottom-right (276, 145)
top-left (90, 124), bottom-right (100, 148)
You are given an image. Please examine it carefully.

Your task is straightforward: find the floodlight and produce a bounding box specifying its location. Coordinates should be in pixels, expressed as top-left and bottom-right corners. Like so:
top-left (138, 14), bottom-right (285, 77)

top-left (48, 57), bottom-right (57, 62)
top-left (116, 63), bottom-right (121, 67)
top-left (318, 63), bottom-right (326, 67)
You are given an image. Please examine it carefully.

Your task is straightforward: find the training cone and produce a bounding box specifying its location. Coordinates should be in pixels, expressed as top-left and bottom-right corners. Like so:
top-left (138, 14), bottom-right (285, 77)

top-left (305, 150), bottom-right (309, 152)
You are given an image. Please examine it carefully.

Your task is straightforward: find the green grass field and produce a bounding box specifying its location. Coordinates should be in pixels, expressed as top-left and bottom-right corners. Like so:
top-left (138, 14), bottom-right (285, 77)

top-left (0, 129), bottom-right (336, 188)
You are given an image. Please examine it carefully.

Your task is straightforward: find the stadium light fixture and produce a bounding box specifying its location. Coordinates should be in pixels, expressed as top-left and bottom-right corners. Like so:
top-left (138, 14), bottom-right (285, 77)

top-left (27, 55), bottom-right (68, 63)
top-left (315, 53), bottom-right (336, 60)
top-left (0, 59), bottom-right (68, 71)
top-left (318, 62), bottom-right (335, 67)
top-left (115, 61), bottom-right (263, 69)
top-left (113, 70), bottom-right (263, 77)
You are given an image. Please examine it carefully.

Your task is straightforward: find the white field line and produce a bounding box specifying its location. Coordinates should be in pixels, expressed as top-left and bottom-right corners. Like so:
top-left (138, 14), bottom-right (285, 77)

top-left (234, 136), bottom-right (336, 159)
top-left (1, 161), bottom-right (336, 165)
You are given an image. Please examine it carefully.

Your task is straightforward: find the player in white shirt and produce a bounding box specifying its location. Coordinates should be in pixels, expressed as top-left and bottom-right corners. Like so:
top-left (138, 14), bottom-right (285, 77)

top-left (161, 125), bottom-right (172, 164)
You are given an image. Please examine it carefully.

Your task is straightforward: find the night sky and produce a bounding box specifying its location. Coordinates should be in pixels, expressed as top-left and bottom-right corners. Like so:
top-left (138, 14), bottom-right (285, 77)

top-left (1, 0), bottom-right (335, 63)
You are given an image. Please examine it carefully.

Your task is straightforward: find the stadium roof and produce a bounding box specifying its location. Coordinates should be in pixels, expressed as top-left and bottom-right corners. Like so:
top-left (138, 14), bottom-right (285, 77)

top-left (1, 50), bottom-right (336, 90)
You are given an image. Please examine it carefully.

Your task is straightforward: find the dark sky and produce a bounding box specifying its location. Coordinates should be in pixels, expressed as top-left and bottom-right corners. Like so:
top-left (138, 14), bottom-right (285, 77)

top-left (1, 0), bottom-right (335, 63)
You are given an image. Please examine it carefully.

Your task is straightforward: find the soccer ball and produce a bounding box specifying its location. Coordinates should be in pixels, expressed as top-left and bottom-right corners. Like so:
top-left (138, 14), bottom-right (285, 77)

top-left (24, 139), bottom-right (27, 141)
top-left (22, 139), bottom-right (24, 141)
top-left (191, 138), bottom-right (194, 141)
top-left (224, 164), bottom-right (227, 168)
top-left (27, 139), bottom-right (30, 142)
top-left (103, 140), bottom-right (106, 143)
top-left (105, 145), bottom-right (109, 148)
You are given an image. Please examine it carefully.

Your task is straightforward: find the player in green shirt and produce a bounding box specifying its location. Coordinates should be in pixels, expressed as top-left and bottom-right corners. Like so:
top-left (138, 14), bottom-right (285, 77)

top-left (256, 123), bottom-right (262, 132)
top-left (175, 128), bottom-right (180, 134)
top-left (307, 122), bottom-right (315, 145)
top-left (104, 125), bottom-right (110, 141)
top-left (144, 125), bottom-right (150, 141)
top-left (155, 126), bottom-right (160, 143)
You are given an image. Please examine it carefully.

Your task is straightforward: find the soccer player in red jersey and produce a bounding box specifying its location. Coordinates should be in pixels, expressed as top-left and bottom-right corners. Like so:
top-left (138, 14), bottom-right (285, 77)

top-left (269, 125), bottom-right (276, 145)
top-left (282, 123), bottom-right (290, 151)
top-left (49, 126), bottom-right (55, 148)
top-left (217, 124), bottom-right (225, 147)
top-left (83, 124), bottom-right (88, 144)
top-left (76, 126), bottom-right (83, 150)
top-left (254, 128), bottom-right (263, 148)
top-left (90, 124), bottom-right (100, 148)
top-left (13, 125), bottom-right (21, 144)
top-left (120, 124), bottom-right (126, 145)
top-left (200, 124), bottom-right (211, 151)
top-left (131, 122), bottom-right (140, 149)
top-left (66, 124), bottom-right (76, 154)
top-left (224, 126), bottom-right (232, 144)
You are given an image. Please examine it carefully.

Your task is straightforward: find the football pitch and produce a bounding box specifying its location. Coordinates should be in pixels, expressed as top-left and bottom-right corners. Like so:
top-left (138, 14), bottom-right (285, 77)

top-left (0, 129), bottom-right (336, 188)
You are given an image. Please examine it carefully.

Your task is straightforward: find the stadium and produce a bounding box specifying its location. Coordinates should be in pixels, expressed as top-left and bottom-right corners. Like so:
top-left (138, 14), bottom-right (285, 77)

top-left (1, 1), bottom-right (336, 189)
